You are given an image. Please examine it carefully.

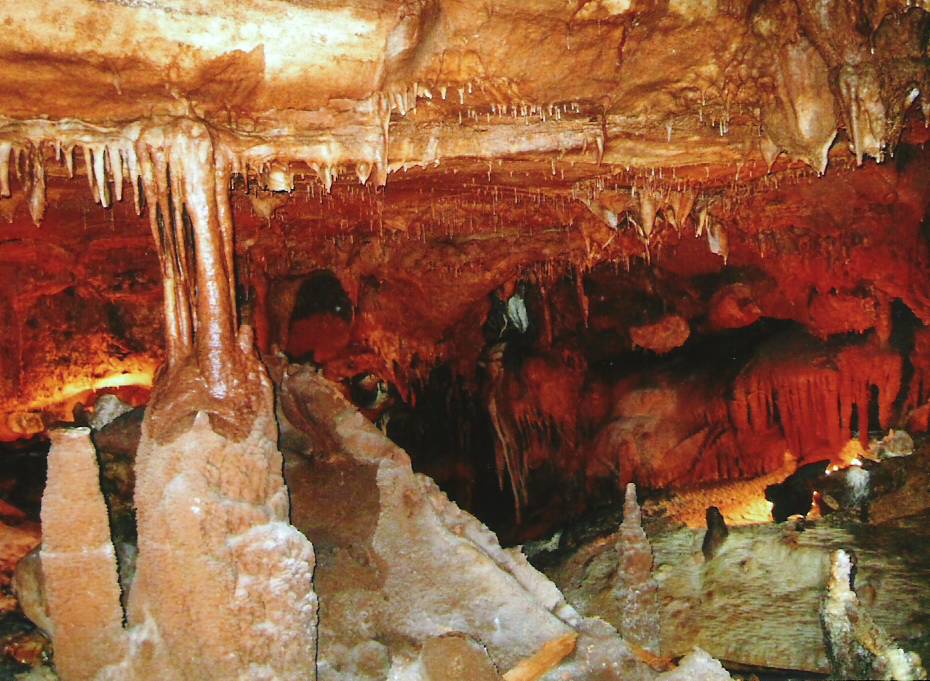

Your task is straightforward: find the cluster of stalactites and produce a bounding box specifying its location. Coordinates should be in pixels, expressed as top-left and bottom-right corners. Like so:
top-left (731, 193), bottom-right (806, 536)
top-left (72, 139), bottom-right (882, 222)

top-left (0, 115), bottom-right (397, 397)
top-left (730, 343), bottom-right (902, 458)
top-left (0, 112), bottom-right (391, 228)
top-left (577, 179), bottom-right (728, 263)
top-left (134, 120), bottom-right (239, 398)
top-left (753, 0), bottom-right (930, 173)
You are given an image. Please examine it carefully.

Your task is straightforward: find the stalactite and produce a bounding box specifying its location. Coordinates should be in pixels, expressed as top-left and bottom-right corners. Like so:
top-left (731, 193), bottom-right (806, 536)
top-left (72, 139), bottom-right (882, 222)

top-left (0, 141), bottom-right (12, 197)
top-left (27, 144), bottom-right (45, 226)
top-left (731, 340), bottom-right (902, 459)
top-left (574, 266), bottom-right (589, 328)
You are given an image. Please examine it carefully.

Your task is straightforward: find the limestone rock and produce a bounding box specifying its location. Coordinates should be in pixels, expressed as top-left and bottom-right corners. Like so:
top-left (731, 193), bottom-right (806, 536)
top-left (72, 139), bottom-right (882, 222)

top-left (656, 648), bottom-right (731, 681)
top-left (613, 483), bottom-right (660, 654)
top-left (822, 549), bottom-right (927, 681)
top-left (872, 430), bottom-right (915, 460)
top-left (39, 428), bottom-right (127, 681)
top-left (35, 358), bottom-right (319, 681)
top-left (88, 396), bottom-right (133, 431)
top-left (630, 316), bottom-right (690, 355)
top-left (12, 549), bottom-right (51, 637)
top-left (420, 635), bottom-right (501, 681)
top-left (700, 506), bottom-right (728, 561)
top-left (278, 364), bottom-right (655, 681)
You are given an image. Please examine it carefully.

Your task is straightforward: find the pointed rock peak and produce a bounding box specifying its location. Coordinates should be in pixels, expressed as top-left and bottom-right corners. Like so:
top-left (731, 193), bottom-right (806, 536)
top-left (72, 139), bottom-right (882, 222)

top-left (760, 133), bottom-right (781, 171)
top-left (622, 482), bottom-right (642, 530)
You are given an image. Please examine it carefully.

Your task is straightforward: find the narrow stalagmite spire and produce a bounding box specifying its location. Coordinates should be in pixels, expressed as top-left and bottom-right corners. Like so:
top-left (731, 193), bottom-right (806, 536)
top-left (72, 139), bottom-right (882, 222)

top-left (40, 428), bottom-right (128, 681)
top-left (613, 483), bottom-right (660, 655)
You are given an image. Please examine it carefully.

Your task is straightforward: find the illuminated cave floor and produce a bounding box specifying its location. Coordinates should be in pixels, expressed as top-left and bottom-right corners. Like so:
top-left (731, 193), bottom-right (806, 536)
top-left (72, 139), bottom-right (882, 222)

top-left (531, 451), bottom-right (930, 678)
top-left (641, 464), bottom-right (793, 529)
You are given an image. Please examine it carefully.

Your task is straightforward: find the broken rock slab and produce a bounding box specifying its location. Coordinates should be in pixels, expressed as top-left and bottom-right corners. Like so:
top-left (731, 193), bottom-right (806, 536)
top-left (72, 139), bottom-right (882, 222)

top-left (277, 364), bottom-right (658, 681)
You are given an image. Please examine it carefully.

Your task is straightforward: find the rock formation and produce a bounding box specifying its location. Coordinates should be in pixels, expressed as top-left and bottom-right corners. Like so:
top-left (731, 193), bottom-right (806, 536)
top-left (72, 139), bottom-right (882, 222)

top-left (277, 363), bottom-right (654, 680)
top-left (613, 483), bottom-right (661, 655)
top-left (30, 114), bottom-right (320, 680)
top-left (1, 0), bottom-right (930, 678)
top-left (36, 358), bottom-right (318, 681)
top-left (701, 506), bottom-right (729, 561)
top-left (822, 549), bottom-right (927, 680)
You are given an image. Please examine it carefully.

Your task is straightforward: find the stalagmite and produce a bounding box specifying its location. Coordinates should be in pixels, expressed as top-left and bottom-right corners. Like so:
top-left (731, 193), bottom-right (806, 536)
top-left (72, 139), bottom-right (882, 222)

top-left (40, 428), bottom-right (127, 681)
top-left (2, 3), bottom-right (930, 678)
top-left (612, 483), bottom-right (660, 655)
top-left (821, 549), bottom-right (927, 680)
top-left (34, 117), bottom-right (319, 680)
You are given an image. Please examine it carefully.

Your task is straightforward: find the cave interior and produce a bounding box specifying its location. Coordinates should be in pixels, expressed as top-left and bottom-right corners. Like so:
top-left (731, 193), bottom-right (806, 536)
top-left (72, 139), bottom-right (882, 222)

top-left (1, 1), bottom-right (930, 679)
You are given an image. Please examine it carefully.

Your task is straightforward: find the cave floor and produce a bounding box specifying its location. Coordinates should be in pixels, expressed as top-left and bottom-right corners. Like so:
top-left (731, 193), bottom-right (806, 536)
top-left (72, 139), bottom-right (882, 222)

top-left (1, 429), bottom-right (930, 678)
top-left (535, 447), bottom-right (930, 678)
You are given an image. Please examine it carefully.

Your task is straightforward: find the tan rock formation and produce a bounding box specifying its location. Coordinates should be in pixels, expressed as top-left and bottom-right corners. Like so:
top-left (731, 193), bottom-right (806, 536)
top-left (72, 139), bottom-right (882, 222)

top-left (31, 106), bottom-right (319, 680)
top-left (277, 362), bottom-right (656, 680)
top-left (39, 428), bottom-right (128, 681)
top-left (613, 483), bottom-right (660, 655)
top-left (37, 367), bottom-right (318, 681)
top-left (822, 549), bottom-right (927, 680)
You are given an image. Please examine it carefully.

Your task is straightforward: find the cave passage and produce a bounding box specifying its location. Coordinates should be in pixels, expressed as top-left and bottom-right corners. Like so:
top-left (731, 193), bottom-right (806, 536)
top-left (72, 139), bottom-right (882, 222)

top-left (1, 1), bottom-right (930, 679)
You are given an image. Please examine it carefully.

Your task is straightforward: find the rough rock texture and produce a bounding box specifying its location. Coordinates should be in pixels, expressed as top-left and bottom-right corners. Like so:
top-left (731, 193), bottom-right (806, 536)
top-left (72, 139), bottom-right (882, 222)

top-left (612, 484), bottom-right (660, 654)
top-left (12, 549), bottom-right (51, 638)
top-left (654, 648), bottom-right (731, 681)
top-left (419, 635), bottom-right (502, 681)
top-left (35, 354), bottom-right (318, 680)
top-left (822, 549), bottom-right (928, 680)
top-left (545, 503), bottom-right (930, 675)
top-left (87, 395), bottom-right (133, 431)
top-left (126, 384), bottom-right (318, 680)
top-left (39, 428), bottom-right (127, 681)
top-left (277, 363), bottom-right (655, 681)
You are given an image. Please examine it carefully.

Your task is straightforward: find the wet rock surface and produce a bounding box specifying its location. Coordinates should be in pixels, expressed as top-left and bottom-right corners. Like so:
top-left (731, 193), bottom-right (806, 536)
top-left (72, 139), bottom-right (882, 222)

top-left (535, 441), bottom-right (930, 677)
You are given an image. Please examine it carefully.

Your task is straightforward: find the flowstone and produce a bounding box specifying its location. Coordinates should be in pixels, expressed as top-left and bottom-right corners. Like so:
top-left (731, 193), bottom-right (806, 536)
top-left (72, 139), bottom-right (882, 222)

top-left (277, 363), bottom-right (658, 681)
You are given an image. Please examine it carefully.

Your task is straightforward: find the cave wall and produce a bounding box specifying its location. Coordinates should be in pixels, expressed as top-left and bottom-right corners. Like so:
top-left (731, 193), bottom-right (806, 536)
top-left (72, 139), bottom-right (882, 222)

top-left (1, 132), bottom-right (928, 535)
top-left (0, 0), bottom-right (929, 537)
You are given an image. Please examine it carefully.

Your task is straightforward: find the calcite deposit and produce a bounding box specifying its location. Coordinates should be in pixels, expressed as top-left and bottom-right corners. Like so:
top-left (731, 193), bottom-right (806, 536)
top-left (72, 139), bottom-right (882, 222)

top-left (0, 0), bottom-right (929, 678)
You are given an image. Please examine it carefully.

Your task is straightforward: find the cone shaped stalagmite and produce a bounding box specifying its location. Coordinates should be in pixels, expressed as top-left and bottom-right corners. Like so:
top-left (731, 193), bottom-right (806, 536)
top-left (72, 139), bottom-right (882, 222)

top-left (36, 118), bottom-right (318, 681)
top-left (40, 428), bottom-right (128, 681)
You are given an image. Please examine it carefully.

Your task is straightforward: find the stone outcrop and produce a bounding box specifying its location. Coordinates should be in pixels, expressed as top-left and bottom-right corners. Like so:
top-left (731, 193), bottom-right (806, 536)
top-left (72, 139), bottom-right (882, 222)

top-left (655, 648), bottom-right (732, 681)
top-left (39, 428), bottom-right (128, 681)
top-left (822, 549), bottom-right (927, 680)
top-left (35, 350), bottom-right (319, 681)
top-left (276, 362), bottom-right (656, 680)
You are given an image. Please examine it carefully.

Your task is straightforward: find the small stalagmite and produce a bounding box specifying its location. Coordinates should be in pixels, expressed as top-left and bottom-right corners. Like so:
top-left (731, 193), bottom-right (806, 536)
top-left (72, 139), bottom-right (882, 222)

top-left (613, 483), bottom-right (660, 655)
top-left (821, 549), bottom-right (927, 681)
top-left (40, 428), bottom-right (127, 681)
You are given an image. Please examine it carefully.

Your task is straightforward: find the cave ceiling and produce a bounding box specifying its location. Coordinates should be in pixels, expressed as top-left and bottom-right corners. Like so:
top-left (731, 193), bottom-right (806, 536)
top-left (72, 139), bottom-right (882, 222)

top-left (1, 0), bottom-right (930, 443)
